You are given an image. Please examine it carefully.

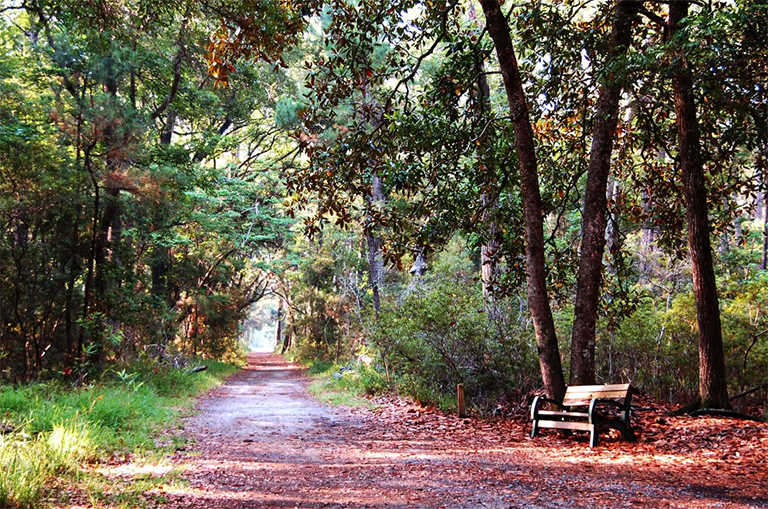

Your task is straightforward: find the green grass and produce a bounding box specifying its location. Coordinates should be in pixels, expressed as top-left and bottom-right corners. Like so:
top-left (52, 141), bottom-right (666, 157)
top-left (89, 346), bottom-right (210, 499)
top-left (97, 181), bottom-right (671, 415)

top-left (0, 435), bottom-right (50, 507)
top-left (304, 359), bottom-right (465, 413)
top-left (305, 360), bottom-right (387, 408)
top-left (0, 358), bottom-right (239, 508)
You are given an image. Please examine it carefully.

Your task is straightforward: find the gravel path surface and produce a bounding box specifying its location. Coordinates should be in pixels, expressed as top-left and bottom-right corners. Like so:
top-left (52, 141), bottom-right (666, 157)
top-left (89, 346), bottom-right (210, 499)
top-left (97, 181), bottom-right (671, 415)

top-left (153, 353), bottom-right (768, 509)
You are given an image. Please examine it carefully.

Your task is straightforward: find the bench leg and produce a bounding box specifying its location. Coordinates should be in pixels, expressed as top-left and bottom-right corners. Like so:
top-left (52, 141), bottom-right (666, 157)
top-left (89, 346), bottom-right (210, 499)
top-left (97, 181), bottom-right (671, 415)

top-left (589, 425), bottom-right (598, 448)
top-left (531, 420), bottom-right (539, 439)
top-left (622, 426), bottom-right (636, 442)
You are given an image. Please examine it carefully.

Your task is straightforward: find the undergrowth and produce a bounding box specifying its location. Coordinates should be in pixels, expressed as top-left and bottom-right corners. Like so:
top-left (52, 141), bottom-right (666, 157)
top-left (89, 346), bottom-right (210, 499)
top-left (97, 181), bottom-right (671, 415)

top-left (0, 359), bottom-right (238, 508)
top-left (306, 360), bottom-right (387, 409)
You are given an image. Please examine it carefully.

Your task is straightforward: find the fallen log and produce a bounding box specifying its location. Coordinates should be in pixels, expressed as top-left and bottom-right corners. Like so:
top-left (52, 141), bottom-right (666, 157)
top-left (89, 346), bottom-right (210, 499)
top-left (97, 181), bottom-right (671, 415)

top-left (729, 383), bottom-right (768, 401)
top-left (189, 365), bottom-right (208, 374)
top-left (689, 408), bottom-right (765, 423)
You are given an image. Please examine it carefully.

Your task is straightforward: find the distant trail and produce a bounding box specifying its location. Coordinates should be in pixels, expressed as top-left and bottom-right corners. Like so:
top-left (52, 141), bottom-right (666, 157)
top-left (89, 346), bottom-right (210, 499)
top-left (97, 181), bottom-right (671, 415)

top-left (187, 353), bottom-right (352, 442)
top-left (155, 353), bottom-right (768, 509)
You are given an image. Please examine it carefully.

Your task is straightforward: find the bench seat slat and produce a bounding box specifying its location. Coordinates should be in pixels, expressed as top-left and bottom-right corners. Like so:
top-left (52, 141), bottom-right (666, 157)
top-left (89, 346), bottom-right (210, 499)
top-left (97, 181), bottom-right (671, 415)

top-left (564, 390), bottom-right (628, 400)
top-left (536, 410), bottom-right (590, 419)
top-left (535, 420), bottom-right (594, 432)
top-left (562, 385), bottom-right (631, 407)
top-left (563, 383), bottom-right (630, 393)
top-left (563, 396), bottom-right (626, 406)
top-left (564, 389), bottom-right (630, 399)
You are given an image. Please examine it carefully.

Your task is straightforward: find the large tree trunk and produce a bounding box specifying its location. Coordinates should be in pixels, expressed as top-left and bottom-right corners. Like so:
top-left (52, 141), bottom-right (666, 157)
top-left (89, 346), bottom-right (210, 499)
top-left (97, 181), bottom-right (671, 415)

top-left (668, 2), bottom-right (730, 409)
top-left (481, 0), bottom-right (566, 401)
top-left (570, 0), bottom-right (639, 386)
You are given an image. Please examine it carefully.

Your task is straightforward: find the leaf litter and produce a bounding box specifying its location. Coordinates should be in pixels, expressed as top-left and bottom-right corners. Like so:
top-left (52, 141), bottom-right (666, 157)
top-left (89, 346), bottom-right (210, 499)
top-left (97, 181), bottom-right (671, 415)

top-left (121, 354), bottom-right (767, 509)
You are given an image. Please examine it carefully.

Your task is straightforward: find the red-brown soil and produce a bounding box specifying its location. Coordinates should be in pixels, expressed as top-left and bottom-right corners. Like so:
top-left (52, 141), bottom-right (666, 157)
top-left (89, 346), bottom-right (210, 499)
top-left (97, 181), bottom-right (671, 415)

top-left (153, 353), bottom-right (768, 508)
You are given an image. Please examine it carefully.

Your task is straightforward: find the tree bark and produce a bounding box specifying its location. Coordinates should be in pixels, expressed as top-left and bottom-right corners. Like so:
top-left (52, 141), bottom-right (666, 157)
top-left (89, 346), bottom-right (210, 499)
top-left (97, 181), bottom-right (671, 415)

top-left (80, 146), bottom-right (99, 358)
top-left (65, 232), bottom-right (79, 359)
top-left (366, 174), bottom-right (384, 319)
top-left (152, 109), bottom-right (177, 307)
top-left (366, 229), bottom-right (382, 317)
top-left (474, 47), bottom-right (502, 301)
top-left (481, 0), bottom-right (566, 401)
top-left (668, 1), bottom-right (730, 409)
top-left (570, 0), bottom-right (639, 386)
top-left (275, 299), bottom-right (284, 351)
top-left (761, 154), bottom-right (767, 270)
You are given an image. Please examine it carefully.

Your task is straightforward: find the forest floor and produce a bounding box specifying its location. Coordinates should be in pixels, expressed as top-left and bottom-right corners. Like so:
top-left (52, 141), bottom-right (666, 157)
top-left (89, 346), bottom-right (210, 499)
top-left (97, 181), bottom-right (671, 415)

top-left (140, 353), bottom-right (767, 509)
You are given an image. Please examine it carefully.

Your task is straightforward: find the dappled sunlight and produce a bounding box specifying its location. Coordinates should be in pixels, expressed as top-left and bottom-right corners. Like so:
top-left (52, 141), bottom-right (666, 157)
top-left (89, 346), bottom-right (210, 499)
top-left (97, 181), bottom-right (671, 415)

top-left (251, 365), bottom-right (300, 372)
top-left (45, 421), bottom-right (94, 473)
top-left (147, 354), bottom-right (768, 509)
top-left (94, 460), bottom-right (176, 480)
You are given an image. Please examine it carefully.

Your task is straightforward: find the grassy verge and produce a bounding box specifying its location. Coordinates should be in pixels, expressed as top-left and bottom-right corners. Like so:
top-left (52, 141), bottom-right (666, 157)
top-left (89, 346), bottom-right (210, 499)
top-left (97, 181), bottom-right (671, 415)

top-left (305, 360), bottom-right (388, 408)
top-left (0, 359), bottom-right (239, 508)
top-left (304, 359), bottom-right (464, 414)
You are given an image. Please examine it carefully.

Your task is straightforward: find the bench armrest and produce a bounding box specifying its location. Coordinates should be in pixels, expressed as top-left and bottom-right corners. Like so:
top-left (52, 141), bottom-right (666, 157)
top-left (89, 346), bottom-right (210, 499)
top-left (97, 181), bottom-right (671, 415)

top-left (531, 395), bottom-right (565, 420)
top-left (590, 398), bottom-right (624, 410)
top-left (588, 397), bottom-right (632, 425)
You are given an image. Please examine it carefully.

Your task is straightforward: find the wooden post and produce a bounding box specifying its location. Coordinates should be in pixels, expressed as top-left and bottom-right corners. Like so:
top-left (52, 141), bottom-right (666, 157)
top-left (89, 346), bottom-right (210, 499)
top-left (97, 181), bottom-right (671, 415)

top-left (457, 383), bottom-right (466, 418)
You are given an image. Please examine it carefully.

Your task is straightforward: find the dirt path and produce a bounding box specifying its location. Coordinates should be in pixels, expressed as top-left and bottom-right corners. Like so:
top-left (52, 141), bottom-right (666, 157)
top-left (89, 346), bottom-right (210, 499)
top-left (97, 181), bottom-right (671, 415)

top-left (156, 353), bottom-right (768, 509)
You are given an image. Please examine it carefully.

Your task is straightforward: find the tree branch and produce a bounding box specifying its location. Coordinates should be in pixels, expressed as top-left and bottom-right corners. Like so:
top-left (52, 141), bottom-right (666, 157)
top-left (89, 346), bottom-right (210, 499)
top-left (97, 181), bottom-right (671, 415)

top-left (151, 18), bottom-right (188, 120)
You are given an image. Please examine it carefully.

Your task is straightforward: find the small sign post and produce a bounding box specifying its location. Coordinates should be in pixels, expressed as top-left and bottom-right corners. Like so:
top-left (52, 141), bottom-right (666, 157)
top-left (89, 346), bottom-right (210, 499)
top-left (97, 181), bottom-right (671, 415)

top-left (457, 383), bottom-right (466, 418)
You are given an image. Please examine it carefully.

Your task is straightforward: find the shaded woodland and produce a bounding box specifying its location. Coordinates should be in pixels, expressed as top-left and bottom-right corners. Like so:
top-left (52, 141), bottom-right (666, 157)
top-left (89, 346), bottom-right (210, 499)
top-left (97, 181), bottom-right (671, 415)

top-left (1, 0), bottom-right (768, 417)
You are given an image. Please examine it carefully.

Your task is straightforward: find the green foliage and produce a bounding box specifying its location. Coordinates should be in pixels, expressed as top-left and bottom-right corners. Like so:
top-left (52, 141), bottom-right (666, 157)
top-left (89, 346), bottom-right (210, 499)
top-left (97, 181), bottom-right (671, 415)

top-left (593, 231), bottom-right (768, 405)
top-left (593, 294), bottom-right (699, 403)
top-left (0, 434), bottom-right (50, 508)
top-left (369, 241), bottom-right (539, 407)
top-left (284, 227), bottom-right (368, 362)
top-left (0, 358), bottom-right (237, 507)
top-left (0, 1), bottom-right (300, 381)
top-left (306, 360), bottom-right (386, 408)
top-left (3, 0), bottom-right (768, 425)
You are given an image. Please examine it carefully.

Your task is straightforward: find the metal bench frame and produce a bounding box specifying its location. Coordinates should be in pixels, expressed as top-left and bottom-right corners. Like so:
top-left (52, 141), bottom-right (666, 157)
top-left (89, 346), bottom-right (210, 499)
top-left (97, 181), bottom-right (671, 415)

top-left (530, 383), bottom-right (636, 447)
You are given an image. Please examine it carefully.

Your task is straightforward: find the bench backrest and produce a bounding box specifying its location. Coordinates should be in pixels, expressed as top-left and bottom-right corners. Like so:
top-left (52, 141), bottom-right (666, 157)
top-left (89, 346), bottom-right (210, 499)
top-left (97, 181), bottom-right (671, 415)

top-left (562, 383), bottom-right (632, 407)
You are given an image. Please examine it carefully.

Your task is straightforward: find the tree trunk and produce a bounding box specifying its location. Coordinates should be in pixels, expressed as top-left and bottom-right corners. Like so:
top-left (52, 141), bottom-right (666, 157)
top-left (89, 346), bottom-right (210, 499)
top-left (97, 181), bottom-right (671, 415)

top-left (275, 299), bottom-right (284, 351)
top-left (761, 155), bottom-right (767, 270)
top-left (89, 66), bottom-right (123, 365)
top-left (410, 248), bottom-right (427, 277)
top-left (570, 0), bottom-right (638, 386)
top-left (152, 109), bottom-right (177, 307)
top-left (480, 193), bottom-right (501, 300)
top-left (80, 147), bottom-right (99, 359)
top-left (481, 0), bottom-right (566, 401)
top-left (65, 246), bottom-right (78, 359)
top-left (668, 1), bottom-right (730, 409)
top-left (366, 174), bottom-right (384, 319)
top-left (474, 48), bottom-right (502, 301)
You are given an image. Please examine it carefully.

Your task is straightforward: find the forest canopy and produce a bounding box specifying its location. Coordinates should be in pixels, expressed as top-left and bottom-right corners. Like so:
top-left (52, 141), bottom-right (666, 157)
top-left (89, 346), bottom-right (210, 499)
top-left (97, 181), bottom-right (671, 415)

top-left (1, 0), bottom-right (767, 416)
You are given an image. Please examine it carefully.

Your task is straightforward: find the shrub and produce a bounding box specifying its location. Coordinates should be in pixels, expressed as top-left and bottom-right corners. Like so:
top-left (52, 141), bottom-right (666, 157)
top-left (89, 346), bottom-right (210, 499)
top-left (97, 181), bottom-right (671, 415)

top-left (369, 278), bottom-right (539, 408)
top-left (594, 294), bottom-right (699, 403)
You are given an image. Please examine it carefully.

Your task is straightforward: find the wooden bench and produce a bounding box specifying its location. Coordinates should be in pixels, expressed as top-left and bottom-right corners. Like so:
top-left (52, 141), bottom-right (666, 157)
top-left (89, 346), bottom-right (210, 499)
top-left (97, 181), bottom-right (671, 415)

top-left (530, 383), bottom-right (635, 447)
